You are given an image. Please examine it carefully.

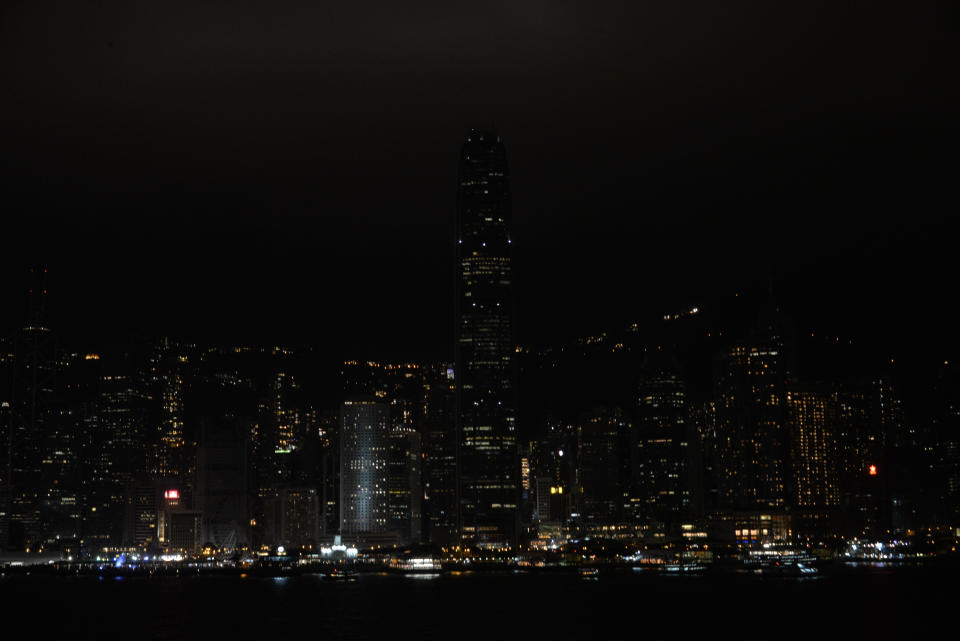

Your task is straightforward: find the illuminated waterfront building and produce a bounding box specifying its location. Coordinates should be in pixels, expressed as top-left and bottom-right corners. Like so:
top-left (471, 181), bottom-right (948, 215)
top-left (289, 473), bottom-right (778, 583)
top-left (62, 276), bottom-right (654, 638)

top-left (144, 338), bottom-right (192, 481)
top-left (786, 386), bottom-right (840, 509)
top-left (786, 385), bottom-right (841, 540)
top-left (339, 398), bottom-right (390, 537)
top-left (341, 361), bottom-right (424, 544)
top-left (262, 372), bottom-right (304, 484)
top-left (456, 129), bottom-right (519, 549)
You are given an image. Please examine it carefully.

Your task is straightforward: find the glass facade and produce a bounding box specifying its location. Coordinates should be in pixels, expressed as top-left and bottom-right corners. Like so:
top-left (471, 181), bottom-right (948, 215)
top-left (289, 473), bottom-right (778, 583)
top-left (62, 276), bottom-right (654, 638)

top-left (339, 399), bottom-right (390, 536)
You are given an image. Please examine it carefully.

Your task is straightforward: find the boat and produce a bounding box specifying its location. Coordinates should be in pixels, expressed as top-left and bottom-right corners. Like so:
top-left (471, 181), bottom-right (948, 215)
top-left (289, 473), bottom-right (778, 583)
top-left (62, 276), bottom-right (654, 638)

top-left (744, 548), bottom-right (819, 577)
top-left (578, 567), bottom-right (600, 580)
top-left (325, 568), bottom-right (358, 581)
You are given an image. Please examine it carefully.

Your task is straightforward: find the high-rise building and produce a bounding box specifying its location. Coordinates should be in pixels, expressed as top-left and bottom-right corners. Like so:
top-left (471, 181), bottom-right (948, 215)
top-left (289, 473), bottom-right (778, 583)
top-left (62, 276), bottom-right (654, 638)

top-left (577, 407), bottom-right (625, 526)
top-left (633, 371), bottom-right (694, 528)
top-left (317, 409), bottom-right (340, 537)
top-left (388, 428), bottom-right (421, 544)
top-left (166, 510), bottom-right (202, 554)
top-left (455, 129), bottom-right (518, 549)
top-left (786, 386), bottom-right (840, 509)
top-left (144, 338), bottom-right (192, 482)
top-left (277, 487), bottom-right (320, 549)
top-left (1, 270), bottom-right (61, 549)
top-left (341, 360), bottom-right (424, 544)
top-left (339, 398), bottom-right (390, 539)
top-left (786, 385), bottom-right (841, 540)
top-left (833, 382), bottom-right (896, 537)
top-left (195, 419), bottom-right (249, 551)
top-left (715, 328), bottom-right (789, 511)
top-left (252, 371), bottom-right (306, 487)
top-left (82, 368), bottom-right (151, 545)
top-left (421, 365), bottom-right (457, 544)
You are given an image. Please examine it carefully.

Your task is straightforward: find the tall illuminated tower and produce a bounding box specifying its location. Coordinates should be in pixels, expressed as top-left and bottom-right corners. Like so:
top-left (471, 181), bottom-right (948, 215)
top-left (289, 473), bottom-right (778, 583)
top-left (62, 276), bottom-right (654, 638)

top-left (339, 398), bottom-right (390, 537)
top-left (455, 129), bottom-right (518, 549)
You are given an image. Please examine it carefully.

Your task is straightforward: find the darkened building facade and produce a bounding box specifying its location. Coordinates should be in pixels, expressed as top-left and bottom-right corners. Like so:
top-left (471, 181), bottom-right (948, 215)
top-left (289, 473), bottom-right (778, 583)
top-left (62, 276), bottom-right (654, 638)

top-left (421, 364), bottom-right (458, 544)
top-left (633, 370), bottom-right (695, 529)
top-left (715, 326), bottom-right (790, 511)
top-left (455, 130), bottom-right (518, 549)
top-left (1, 275), bottom-right (62, 549)
top-left (195, 419), bottom-right (249, 550)
top-left (577, 407), bottom-right (624, 526)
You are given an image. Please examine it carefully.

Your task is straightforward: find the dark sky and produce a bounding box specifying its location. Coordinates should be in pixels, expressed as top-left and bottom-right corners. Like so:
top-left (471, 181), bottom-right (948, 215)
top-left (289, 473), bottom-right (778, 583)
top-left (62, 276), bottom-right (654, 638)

top-left (2, 2), bottom-right (956, 361)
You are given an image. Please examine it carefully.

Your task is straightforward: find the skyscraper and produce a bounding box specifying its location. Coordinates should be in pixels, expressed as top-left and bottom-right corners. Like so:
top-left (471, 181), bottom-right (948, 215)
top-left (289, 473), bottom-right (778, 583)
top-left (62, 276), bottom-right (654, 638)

top-left (456, 129), bottom-right (518, 549)
top-left (633, 370), bottom-right (695, 528)
top-left (2, 270), bottom-right (62, 549)
top-left (715, 330), bottom-right (789, 511)
top-left (786, 384), bottom-right (840, 541)
top-left (339, 398), bottom-right (390, 539)
top-left (421, 364), bottom-right (458, 544)
top-left (577, 407), bottom-right (625, 526)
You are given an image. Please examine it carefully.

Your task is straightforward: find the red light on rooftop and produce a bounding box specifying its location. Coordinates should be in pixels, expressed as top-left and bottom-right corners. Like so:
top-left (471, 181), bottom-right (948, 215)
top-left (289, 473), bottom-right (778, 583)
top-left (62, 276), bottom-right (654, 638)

top-left (868, 465), bottom-right (878, 476)
top-left (164, 489), bottom-right (180, 500)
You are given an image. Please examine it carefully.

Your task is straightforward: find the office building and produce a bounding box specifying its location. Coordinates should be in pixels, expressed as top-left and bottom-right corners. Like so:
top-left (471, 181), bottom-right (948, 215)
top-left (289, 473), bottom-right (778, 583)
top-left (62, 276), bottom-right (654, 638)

top-left (339, 398), bottom-right (390, 538)
top-left (456, 129), bottom-right (518, 549)
top-left (633, 371), bottom-right (694, 528)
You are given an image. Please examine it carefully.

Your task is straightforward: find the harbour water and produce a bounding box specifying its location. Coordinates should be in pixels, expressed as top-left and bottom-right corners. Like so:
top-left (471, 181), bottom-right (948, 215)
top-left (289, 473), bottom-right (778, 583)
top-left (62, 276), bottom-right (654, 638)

top-left (1, 565), bottom-right (952, 639)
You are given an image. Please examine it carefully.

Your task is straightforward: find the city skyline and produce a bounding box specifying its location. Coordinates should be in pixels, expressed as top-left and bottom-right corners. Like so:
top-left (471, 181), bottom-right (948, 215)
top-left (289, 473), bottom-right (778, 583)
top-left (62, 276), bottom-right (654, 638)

top-left (2, 5), bottom-right (959, 640)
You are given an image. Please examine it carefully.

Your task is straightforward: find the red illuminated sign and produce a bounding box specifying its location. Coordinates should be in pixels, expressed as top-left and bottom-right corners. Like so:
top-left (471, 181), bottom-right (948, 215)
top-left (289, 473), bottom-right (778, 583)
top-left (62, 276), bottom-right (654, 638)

top-left (164, 489), bottom-right (180, 500)
top-left (868, 465), bottom-right (878, 476)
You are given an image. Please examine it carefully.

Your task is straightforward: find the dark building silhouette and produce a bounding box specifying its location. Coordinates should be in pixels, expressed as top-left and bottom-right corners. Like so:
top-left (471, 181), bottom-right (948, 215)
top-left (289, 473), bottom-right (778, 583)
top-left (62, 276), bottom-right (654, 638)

top-left (714, 316), bottom-right (792, 512)
top-left (832, 380), bottom-right (903, 537)
top-left (633, 369), bottom-right (695, 529)
top-left (317, 409), bottom-right (340, 537)
top-left (455, 129), bottom-right (518, 549)
top-left (85, 369), bottom-right (151, 545)
top-left (266, 487), bottom-right (319, 550)
top-left (421, 364), bottom-right (458, 544)
top-left (1, 270), bottom-right (61, 549)
top-left (577, 407), bottom-right (624, 526)
top-left (195, 419), bottom-right (249, 551)
top-left (388, 428), bottom-right (421, 544)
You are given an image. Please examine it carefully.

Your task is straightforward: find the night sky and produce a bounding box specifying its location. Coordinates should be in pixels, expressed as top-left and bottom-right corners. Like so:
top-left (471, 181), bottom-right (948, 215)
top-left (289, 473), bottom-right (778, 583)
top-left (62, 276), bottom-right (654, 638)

top-left (2, 2), bottom-right (956, 362)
